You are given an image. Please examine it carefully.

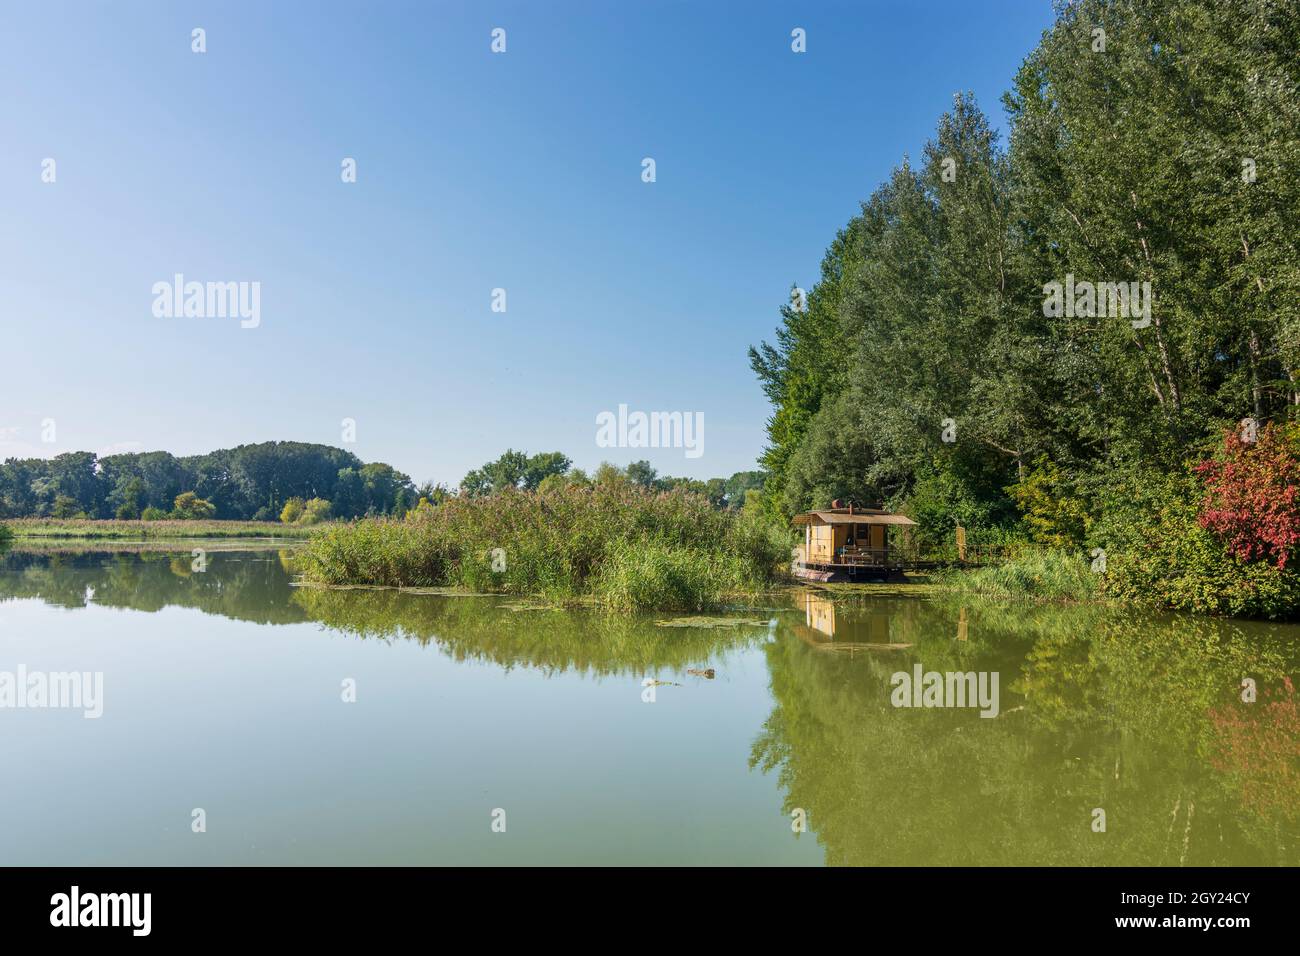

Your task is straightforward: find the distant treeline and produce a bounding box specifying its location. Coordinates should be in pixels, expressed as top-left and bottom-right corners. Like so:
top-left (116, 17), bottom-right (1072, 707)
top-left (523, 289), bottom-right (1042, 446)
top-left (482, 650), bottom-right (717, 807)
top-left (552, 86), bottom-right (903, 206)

top-left (0, 442), bottom-right (765, 521)
top-left (0, 443), bottom-right (416, 521)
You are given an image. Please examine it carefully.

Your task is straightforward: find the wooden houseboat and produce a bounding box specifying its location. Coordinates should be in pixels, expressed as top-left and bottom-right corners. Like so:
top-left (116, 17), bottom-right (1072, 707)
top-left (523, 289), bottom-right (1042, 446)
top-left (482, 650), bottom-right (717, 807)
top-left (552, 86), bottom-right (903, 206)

top-left (792, 500), bottom-right (916, 583)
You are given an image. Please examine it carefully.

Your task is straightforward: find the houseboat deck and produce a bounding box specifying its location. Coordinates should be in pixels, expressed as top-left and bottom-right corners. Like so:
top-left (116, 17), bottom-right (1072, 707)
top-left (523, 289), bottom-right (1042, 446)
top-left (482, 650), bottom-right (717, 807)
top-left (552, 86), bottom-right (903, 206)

top-left (790, 506), bottom-right (993, 582)
top-left (792, 506), bottom-right (916, 582)
top-left (793, 556), bottom-right (985, 582)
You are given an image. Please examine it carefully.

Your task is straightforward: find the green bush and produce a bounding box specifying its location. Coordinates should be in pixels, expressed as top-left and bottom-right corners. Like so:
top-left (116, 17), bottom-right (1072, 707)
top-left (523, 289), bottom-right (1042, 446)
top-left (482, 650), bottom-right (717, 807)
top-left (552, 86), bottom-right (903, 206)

top-left (0, 523), bottom-right (12, 546)
top-left (1093, 469), bottom-right (1300, 620)
top-left (1007, 455), bottom-right (1089, 548)
top-left (892, 521), bottom-right (1033, 564)
top-left (298, 498), bottom-right (332, 525)
top-left (141, 507), bottom-right (168, 521)
top-left (171, 492), bottom-right (217, 520)
top-left (281, 496), bottom-right (332, 525)
top-left (897, 463), bottom-right (1019, 557)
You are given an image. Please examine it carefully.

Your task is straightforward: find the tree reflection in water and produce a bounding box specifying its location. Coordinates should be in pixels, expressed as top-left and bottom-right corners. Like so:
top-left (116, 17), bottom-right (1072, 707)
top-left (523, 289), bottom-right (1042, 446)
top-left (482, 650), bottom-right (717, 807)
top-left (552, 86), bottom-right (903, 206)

top-left (2, 549), bottom-right (1296, 865)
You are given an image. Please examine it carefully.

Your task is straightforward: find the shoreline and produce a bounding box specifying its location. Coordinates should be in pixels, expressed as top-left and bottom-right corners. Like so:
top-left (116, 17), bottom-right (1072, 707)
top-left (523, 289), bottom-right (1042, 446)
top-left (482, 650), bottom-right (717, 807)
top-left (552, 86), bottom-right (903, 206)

top-left (4, 518), bottom-right (323, 540)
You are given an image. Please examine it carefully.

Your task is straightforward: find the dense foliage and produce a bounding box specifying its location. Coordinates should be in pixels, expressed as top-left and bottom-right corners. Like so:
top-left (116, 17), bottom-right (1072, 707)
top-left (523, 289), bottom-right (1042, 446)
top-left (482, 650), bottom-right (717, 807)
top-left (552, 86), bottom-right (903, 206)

top-left (1095, 465), bottom-right (1300, 618)
top-left (750, 0), bottom-right (1300, 616)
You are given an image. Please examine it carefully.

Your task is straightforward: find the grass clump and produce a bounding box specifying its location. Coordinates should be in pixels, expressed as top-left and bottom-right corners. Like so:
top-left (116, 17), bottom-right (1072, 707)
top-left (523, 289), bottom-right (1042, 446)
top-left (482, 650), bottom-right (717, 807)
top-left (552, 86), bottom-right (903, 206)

top-left (594, 544), bottom-right (757, 612)
top-left (934, 549), bottom-right (1099, 602)
top-left (298, 483), bottom-right (791, 610)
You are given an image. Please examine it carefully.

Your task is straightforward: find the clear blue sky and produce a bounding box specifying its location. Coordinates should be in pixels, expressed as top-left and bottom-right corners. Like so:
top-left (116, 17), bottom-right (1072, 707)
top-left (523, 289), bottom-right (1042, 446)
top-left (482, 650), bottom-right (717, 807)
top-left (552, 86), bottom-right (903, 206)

top-left (1, 1), bottom-right (1055, 486)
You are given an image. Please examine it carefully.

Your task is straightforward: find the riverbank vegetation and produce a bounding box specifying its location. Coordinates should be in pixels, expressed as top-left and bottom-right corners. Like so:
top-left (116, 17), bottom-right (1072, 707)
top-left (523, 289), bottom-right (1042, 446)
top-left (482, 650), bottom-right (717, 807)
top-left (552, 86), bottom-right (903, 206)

top-left (933, 550), bottom-right (1099, 603)
top-left (298, 482), bottom-right (791, 610)
top-left (749, 0), bottom-right (1300, 619)
top-left (6, 518), bottom-right (319, 540)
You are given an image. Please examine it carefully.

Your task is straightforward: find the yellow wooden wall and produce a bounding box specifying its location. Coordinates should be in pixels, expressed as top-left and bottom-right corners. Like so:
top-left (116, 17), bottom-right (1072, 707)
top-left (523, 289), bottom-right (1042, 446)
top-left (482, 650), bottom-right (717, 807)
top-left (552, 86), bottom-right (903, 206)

top-left (808, 524), bottom-right (834, 561)
top-left (805, 522), bottom-right (888, 562)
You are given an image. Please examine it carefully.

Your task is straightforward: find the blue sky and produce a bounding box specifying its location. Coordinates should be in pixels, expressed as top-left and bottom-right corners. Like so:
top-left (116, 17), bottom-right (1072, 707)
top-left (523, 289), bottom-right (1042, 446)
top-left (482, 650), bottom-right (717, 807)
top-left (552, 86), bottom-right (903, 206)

top-left (0, 1), bottom-right (1055, 486)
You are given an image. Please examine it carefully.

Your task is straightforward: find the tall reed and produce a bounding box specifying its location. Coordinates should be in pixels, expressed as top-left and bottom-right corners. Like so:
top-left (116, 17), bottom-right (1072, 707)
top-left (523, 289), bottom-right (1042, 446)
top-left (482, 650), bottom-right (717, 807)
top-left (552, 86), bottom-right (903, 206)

top-left (932, 548), bottom-right (1099, 602)
top-left (298, 484), bottom-right (791, 609)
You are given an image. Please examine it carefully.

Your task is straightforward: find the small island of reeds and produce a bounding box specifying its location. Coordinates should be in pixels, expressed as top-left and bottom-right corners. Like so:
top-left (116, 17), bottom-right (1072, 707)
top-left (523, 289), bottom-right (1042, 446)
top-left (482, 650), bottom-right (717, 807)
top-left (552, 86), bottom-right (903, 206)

top-left (296, 483), bottom-right (792, 611)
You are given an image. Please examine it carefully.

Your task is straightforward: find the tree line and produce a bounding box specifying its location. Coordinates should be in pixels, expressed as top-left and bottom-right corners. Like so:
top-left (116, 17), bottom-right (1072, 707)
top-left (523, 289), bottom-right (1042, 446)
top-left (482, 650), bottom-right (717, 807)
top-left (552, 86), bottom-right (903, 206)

top-left (0, 442), bottom-right (418, 521)
top-left (0, 441), bottom-right (765, 522)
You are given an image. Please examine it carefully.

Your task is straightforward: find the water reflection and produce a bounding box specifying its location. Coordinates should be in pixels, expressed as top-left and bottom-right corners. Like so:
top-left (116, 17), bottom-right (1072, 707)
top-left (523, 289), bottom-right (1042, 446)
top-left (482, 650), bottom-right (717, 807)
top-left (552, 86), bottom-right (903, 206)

top-left (0, 548), bottom-right (304, 623)
top-left (796, 592), bottom-right (910, 649)
top-left (758, 595), bottom-right (1299, 865)
top-left (292, 584), bottom-right (763, 676)
top-left (2, 548), bottom-right (1296, 866)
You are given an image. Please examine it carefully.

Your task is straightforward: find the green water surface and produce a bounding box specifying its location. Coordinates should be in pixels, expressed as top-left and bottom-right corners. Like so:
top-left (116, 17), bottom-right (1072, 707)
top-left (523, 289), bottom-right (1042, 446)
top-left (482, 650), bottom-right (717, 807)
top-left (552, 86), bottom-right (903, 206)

top-left (0, 546), bottom-right (1295, 866)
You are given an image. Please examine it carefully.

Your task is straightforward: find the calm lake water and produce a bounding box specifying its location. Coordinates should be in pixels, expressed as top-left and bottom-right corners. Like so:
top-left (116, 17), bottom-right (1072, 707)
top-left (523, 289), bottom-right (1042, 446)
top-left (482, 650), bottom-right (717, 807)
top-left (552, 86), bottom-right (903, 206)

top-left (1, 545), bottom-right (1297, 866)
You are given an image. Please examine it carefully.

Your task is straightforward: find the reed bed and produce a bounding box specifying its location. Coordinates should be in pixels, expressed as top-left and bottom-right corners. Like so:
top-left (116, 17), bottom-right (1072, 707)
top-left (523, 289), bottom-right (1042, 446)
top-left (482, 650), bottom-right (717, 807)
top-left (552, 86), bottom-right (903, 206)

top-left (297, 484), bottom-right (792, 611)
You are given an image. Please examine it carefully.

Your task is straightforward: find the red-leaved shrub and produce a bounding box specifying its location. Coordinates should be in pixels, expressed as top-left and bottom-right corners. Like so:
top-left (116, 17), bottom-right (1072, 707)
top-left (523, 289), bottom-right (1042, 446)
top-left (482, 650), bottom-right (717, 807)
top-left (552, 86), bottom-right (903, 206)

top-left (1195, 424), bottom-right (1300, 569)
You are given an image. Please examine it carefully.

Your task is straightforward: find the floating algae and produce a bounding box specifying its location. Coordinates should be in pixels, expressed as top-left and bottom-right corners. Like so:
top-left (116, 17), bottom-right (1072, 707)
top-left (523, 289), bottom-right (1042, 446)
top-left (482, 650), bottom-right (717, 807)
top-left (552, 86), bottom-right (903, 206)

top-left (813, 642), bottom-right (914, 653)
top-left (290, 581), bottom-right (494, 596)
top-left (498, 601), bottom-right (563, 612)
top-left (653, 616), bottom-right (770, 629)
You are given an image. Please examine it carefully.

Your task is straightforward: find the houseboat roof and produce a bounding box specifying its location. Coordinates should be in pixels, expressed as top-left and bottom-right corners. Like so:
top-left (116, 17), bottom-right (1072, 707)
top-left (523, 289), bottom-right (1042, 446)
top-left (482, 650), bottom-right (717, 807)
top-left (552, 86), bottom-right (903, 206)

top-left (792, 509), bottom-right (917, 527)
